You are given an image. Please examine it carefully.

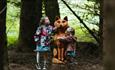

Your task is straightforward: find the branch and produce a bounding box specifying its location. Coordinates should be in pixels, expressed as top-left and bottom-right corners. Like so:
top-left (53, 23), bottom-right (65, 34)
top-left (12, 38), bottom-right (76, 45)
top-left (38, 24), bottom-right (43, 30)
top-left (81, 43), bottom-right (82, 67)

top-left (0, 6), bottom-right (6, 15)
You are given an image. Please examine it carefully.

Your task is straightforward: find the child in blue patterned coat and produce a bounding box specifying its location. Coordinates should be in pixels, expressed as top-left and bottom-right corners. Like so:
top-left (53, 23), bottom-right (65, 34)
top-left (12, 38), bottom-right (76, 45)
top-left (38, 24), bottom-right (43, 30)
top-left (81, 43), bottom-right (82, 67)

top-left (34, 16), bottom-right (53, 69)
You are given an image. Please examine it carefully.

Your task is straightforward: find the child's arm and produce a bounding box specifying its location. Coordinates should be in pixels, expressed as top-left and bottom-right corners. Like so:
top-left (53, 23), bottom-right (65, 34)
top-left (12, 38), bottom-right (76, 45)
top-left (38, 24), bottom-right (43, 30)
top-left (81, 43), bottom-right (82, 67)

top-left (72, 36), bottom-right (77, 42)
top-left (35, 27), bottom-right (41, 35)
top-left (34, 27), bottom-right (41, 42)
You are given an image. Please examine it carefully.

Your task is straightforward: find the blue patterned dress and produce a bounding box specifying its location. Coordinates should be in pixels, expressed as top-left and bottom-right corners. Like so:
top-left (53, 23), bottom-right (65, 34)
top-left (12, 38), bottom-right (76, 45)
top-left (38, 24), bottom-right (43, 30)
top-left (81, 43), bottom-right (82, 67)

top-left (34, 25), bottom-right (53, 52)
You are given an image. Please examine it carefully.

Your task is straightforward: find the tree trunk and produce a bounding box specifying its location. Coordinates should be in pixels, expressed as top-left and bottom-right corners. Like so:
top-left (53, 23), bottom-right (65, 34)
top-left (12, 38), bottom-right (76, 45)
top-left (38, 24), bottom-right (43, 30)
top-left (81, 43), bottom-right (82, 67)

top-left (103, 0), bottom-right (115, 70)
top-left (0, 0), bottom-right (9, 70)
top-left (98, 0), bottom-right (103, 56)
top-left (44, 0), bottom-right (60, 25)
top-left (18, 0), bottom-right (42, 52)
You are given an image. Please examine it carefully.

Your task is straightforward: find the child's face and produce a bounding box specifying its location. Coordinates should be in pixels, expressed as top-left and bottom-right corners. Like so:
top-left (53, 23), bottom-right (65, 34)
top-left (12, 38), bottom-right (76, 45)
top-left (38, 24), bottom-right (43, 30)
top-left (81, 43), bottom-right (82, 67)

top-left (65, 31), bottom-right (70, 35)
top-left (44, 17), bottom-right (50, 24)
top-left (66, 31), bottom-right (73, 36)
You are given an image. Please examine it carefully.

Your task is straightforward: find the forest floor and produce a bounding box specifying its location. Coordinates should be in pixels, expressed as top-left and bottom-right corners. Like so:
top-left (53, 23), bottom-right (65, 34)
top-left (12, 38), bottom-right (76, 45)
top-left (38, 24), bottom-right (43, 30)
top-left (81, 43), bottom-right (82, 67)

top-left (8, 47), bottom-right (103, 70)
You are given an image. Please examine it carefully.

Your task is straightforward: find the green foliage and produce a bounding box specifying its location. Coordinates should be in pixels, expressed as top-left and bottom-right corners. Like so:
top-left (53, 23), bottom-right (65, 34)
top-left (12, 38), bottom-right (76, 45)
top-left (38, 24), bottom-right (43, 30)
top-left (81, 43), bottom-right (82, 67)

top-left (7, 0), bottom-right (21, 7)
top-left (6, 2), bottom-right (20, 46)
top-left (87, 0), bottom-right (100, 3)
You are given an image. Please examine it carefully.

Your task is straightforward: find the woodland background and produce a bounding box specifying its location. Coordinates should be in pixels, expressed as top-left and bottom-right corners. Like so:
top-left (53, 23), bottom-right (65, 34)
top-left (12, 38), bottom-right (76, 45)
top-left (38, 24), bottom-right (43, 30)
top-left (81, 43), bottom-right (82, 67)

top-left (0, 0), bottom-right (115, 70)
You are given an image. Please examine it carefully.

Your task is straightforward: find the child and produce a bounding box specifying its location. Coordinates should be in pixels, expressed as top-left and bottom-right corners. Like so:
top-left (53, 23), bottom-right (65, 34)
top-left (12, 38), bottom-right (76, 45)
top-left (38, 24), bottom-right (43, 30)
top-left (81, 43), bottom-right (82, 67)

top-left (34, 16), bottom-right (53, 69)
top-left (65, 27), bottom-right (77, 64)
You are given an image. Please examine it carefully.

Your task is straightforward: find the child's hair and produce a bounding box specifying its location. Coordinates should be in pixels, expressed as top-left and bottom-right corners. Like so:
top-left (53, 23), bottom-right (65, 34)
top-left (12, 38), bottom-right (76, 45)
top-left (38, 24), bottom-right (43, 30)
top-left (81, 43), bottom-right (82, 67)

top-left (66, 27), bottom-right (75, 35)
top-left (40, 16), bottom-right (50, 25)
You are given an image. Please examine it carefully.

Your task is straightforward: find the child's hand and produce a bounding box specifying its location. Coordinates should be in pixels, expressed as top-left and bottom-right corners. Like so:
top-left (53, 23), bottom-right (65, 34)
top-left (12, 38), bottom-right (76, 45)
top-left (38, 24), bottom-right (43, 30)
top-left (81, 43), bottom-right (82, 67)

top-left (34, 38), bottom-right (39, 42)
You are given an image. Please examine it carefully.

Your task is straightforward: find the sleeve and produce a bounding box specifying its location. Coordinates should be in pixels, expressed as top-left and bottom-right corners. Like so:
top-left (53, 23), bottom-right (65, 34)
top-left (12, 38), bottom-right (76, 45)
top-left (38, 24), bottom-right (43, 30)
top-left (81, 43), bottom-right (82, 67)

top-left (47, 26), bottom-right (54, 43)
top-left (48, 25), bottom-right (53, 35)
top-left (35, 27), bottom-right (41, 35)
top-left (34, 27), bottom-right (41, 42)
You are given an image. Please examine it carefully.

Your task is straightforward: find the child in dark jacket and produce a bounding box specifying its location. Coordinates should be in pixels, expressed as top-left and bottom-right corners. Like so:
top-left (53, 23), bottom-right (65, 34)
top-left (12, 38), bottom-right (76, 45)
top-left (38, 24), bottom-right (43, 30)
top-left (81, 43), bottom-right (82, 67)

top-left (65, 27), bottom-right (77, 64)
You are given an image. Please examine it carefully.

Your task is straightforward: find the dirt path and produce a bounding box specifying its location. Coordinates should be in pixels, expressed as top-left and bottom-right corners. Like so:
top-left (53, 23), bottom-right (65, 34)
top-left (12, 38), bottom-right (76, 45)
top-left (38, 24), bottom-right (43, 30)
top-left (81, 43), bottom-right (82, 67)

top-left (8, 49), bottom-right (103, 70)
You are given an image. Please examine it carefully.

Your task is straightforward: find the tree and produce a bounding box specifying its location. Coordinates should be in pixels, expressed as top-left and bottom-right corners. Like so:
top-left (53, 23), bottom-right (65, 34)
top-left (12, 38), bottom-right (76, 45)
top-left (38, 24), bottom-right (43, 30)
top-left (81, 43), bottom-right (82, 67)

top-left (0, 0), bottom-right (9, 70)
top-left (98, 0), bottom-right (103, 56)
top-left (18, 0), bottom-right (42, 52)
top-left (44, 0), bottom-right (60, 25)
top-left (103, 0), bottom-right (115, 70)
